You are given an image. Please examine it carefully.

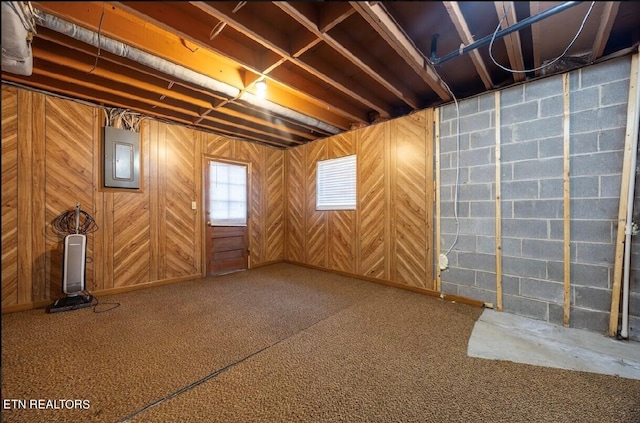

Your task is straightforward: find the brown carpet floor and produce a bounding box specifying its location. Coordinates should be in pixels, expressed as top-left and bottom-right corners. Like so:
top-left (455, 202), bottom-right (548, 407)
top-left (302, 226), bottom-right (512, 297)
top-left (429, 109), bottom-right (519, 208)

top-left (2, 263), bottom-right (639, 423)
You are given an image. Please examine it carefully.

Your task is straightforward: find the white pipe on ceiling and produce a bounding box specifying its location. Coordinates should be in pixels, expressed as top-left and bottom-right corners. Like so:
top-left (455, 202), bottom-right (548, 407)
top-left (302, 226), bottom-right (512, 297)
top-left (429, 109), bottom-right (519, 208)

top-left (37, 11), bottom-right (341, 135)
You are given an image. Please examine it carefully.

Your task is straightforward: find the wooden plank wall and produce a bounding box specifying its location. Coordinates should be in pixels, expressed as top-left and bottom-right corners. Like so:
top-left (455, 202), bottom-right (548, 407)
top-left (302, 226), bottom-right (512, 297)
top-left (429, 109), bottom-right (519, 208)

top-left (1, 85), bottom-right (284, 311)
top-left (285, 109), bottom-right (435, 290)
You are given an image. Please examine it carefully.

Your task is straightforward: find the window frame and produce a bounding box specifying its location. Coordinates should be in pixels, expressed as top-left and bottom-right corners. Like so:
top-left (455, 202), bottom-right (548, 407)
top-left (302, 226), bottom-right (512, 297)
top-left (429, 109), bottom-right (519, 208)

top-left (316, 154), bottom-right (357, 211)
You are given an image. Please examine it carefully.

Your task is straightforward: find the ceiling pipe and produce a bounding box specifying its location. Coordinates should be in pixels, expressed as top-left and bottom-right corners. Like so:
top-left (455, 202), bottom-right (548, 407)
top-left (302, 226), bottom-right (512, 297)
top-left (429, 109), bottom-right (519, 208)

top-left (36, 10), bottom-right (341, 135)
top-left (430, 1), bottom-right (583, 65)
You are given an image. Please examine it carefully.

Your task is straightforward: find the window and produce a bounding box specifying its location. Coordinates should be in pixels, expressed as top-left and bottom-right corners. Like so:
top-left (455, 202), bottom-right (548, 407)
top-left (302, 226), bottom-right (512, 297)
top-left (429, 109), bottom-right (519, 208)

top-left (316, 154), bottom-right (356, 210)
top-left (209, 161), bottom-right (247, 226)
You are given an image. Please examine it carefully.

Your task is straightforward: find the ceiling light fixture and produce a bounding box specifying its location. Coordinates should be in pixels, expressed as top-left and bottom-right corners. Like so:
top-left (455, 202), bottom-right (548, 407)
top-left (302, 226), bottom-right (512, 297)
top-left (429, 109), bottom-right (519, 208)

top-left (255, 79), bottom-right (267, 99)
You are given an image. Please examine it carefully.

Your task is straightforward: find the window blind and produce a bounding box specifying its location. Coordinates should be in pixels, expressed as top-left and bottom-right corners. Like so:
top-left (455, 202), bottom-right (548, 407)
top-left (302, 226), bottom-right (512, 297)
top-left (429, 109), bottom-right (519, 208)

top-left (316, 154), bottom-right (356, 210)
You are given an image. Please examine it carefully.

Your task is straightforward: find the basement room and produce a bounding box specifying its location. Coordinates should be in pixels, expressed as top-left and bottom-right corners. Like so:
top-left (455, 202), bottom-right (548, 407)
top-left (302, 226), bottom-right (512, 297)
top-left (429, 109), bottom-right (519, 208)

top-left (2, 1), bottom-right (640, 422)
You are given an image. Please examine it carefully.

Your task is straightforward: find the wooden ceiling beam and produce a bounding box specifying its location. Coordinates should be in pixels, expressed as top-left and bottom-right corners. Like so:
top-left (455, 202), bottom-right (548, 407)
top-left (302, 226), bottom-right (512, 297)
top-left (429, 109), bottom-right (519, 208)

top-left (443, 1), bottom-right (494, 90)
top-left (275, 2), bottom-right (420, 109)
top-left (494, 1), bottom-right (526, 82)
top-left (350, 1), bottom-right (452, 101)
top-left (190, 1), bottom-right (392, 118)
top-left (591, 1), bottom-right (620, 61)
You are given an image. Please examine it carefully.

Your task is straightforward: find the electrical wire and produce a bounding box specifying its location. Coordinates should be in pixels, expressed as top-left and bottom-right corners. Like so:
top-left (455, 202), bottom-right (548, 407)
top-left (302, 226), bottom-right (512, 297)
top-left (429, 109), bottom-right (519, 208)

top-left (87, 1), bottom-right (106, 74)
top-left (489, 1), bottom-right (596, 75)
top-left (81, 290), bottom-right (121, 313)
top-left (51, 207), bottom-right (99, 236)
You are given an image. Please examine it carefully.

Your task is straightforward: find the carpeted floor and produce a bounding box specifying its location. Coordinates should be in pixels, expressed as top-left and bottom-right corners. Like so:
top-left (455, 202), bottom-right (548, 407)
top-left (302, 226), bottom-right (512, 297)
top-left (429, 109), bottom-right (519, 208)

top-left (2, 263), bottom-right (639, 423)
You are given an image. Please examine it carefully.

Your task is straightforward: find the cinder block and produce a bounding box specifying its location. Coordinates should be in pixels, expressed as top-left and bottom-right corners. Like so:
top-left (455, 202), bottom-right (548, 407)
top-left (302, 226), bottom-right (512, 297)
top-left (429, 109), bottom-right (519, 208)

top-left (469, 128), bottom-right (495, 149)
top-left (571, 198), bottom-right (619, 219)
top-left (500, 162), bottom-right (514, 181)
top-left (475, 270), bottom-right (497, 290)
top-left (459, 147), bottom-right (492, 167)
top-left (570, 104), bottom-right (628, 133)
top-left (460, 112), bottom-right (492, 133)
top-left (470, 201), bottom-right (495, 218)
top-left (540, 178), bottom-right (563, 199)
top-left (568, 307), bottom-right (609, 333)
top-left (479, 95), bottom-right (495, 112)
top-left (440, 103), bottom-right (458, 121)
top-left (457, 252), bottom-right (496, 272)
top-left (569, 86), bottom-right (599, 112)
top-left (597, 127), bottom-right (626, 152)
top-left (545, 260), bottom-right (565, 283)
top-left (502, 218), bottom-right (548, 239)
top-left (440, 281), bottom-right (459, 295)
top-left (522, 239), bottom-right (564, 260)
top-left (440, 167), bottom-right (469, 185)
top-left (520, 278), bottom-right (564, 303)
top-left (581, 56), bottom-right (631, 88)
top-left (570, 220), bottom-right (613, 243)
top-left (548, 302), bottom-right (564, 326)
top-left (569, 176), bottom-right (599, 198)
top-left (459, 97), bottom-right (480, 117)
top-left (459, 286), bottom-right (496, 303)
top-left (458, 217), bottom-right (496, 236)
top-left (538, 136), bottom-right (564, 158)
top-left (440, 200), bottom-right (469, 218)
top-left (501, 140), bottom-right (538, 162)
top-left (600, 174), bottom-right (622, 198)
top-left (513, 116), bottom-right (563, 141)
top-left (540, 96), bottom-right (563, 118)
top-left (571, 151), bottom-right (624, 177)
top-left (503, 294), bottom-right (549, 320)
top-left (499, 125), bottom-right (514, 144)
top-left (502, 255), bottom-right (548, 279)
top-left (525, 75), bottom-right (563, 101)
top-left (629, 315), bottom-right (639, 342)
top-left (444, 234), bottom-right (476, 252)
top-left (575, 242), bottom-right (615, 266)
top-left (469, 164), bottom-right (495, 183)
top-left (570, 132), bottom-right (598, 154)
top-left (574, 286), bottom-right (612, 312)
top-left (513, 157), bottom-right (563, 181)
top-left (501, 180), bottom-right (539, 200)
top-left (441, 267), bottom-right (476, 287)
top-left (459, 183), bottom-right (492, 201)
top-left (548, 262), bottom-right (610, 289)
top-left (439, 120), bottom-right (452, 137)
top-left (514, 199), bottom-right (563, 219)
top-left (501, 101), bottom-right (539, 125)
top-left (501, 237), bottom-right (522, 256)
top-left (548, 219), bottom-right (564, 240)
top-left (601, 79), bottom-right (630, 106)
top-left (501, 85), bottom-right (524, 106)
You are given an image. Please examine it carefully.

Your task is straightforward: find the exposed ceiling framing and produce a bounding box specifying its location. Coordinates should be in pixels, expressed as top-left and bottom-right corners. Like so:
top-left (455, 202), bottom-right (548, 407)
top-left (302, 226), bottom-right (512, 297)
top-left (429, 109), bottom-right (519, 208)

top-left (2, 1), bottom-right (639, 149)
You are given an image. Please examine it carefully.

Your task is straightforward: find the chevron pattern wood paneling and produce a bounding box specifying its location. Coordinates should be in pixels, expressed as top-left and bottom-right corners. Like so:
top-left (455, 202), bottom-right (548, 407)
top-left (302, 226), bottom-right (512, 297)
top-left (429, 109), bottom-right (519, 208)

top-left (163, 124), bottom-right (197, 277)
top-left (113, 190), bottom-right (151, 287)
top-left (265, 148), bottom-right (284, 262)
top-left (305, 140), bottom-right (328, 267)
top-left (328, 133), bottom-right (356, 273)
top-left (2, 85), bottom-right (286, 312)
top-left (237, 141), bottom-right (264, 265)
top-left (357, 124), bottom-right (386, 279)
top-left (393, 113), bottom-right (430, 288)
top-left (45, 97), bottom-right (96, 297)
top-left (285, 146), bottom-right (305, 263)
top-left (1, 86), bottom-right (18, 306)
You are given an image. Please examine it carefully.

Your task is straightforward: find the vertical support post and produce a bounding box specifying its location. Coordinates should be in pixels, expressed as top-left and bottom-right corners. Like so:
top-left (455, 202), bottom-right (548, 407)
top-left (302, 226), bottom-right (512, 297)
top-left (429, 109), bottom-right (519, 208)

top-left (435, 109), bottom-right (442, 292)
top-left (563, 73), bottom-right (571, 327)
top-left (495, 92), bottom-right (503, 311)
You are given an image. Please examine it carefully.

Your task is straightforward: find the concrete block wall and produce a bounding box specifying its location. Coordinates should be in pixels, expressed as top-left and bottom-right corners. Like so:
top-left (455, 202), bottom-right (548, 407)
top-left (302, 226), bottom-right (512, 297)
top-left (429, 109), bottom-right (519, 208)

top-left (438, 55), bottom-right (638, 339)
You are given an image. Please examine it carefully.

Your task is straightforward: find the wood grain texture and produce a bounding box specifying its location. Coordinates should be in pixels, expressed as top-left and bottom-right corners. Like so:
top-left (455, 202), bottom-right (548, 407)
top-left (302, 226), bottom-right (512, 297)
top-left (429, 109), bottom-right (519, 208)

top-left (163, 124), bottom-right (198, 277)
top-left (265, 148), bottom-right (285, 262)
top-left (357, 124), bottom-right (386, 279)
top-left (45, 96), bottom-right (96, 298)
top-left (285, 146), bottom-right (305, 263)
top-left (1, 86), bottom-right (18, 306)
top-left (236, 141), bottom-right (264, 266)
top-left (305, 140), bottom-right (328, 267)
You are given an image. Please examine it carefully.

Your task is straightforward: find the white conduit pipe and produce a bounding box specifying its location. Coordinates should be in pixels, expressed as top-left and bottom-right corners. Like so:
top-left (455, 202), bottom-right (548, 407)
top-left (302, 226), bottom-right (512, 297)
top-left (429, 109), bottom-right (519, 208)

top-left (37, 11), bottom-right (341, 135)
top-left (621, 53), bottom-right (640, 339)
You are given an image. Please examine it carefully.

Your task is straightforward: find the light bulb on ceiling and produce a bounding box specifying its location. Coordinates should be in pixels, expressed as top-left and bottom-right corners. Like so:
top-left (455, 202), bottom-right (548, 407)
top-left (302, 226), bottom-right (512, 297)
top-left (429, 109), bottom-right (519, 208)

top-left (255, 79), bottom-right (267, 99)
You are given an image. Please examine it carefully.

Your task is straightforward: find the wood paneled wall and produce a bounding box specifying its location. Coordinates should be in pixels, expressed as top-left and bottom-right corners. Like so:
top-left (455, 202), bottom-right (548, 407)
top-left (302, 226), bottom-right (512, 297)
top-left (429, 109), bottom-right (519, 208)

top-left (1, 85), bottom-right (284, 311)
top-left (285, 109), bottom-right (435, 290)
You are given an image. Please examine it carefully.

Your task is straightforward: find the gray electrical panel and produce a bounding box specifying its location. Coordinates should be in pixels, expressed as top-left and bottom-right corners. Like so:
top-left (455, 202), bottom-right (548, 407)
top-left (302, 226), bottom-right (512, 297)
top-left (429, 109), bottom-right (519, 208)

top-left (103, 126), bottom-right (140, 189)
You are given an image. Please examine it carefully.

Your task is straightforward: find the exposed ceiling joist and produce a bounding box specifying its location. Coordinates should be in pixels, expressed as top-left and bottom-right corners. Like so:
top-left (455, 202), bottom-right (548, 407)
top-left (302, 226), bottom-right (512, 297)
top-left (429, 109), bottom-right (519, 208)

top-left (494, 1), bottom-right (526, 82)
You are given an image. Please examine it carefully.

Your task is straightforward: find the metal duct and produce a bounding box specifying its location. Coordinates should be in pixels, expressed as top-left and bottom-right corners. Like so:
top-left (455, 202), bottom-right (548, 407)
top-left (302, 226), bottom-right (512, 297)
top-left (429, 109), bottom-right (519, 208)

top-left (37, 11), bottom-right (341, 135)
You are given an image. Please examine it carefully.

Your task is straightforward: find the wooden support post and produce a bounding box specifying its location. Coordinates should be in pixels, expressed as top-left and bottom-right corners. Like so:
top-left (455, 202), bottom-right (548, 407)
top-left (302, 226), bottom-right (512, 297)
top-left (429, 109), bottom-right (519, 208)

top-left (609, 51), bottom-right (640, 336)
top-left (495, 92), bottom-right (503, 311)
top-left (435, 109), bottom-right (442, 292)
top-left (563, 73), bottom-right (571, 327)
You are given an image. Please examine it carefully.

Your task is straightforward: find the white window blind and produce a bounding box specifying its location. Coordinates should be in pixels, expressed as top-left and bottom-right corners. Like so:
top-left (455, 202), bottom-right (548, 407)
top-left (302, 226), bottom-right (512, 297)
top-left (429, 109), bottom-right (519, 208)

top-left (209, 161), bottom-right (247, 226)
top-left (316, 154), bottom-right (356, 210)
